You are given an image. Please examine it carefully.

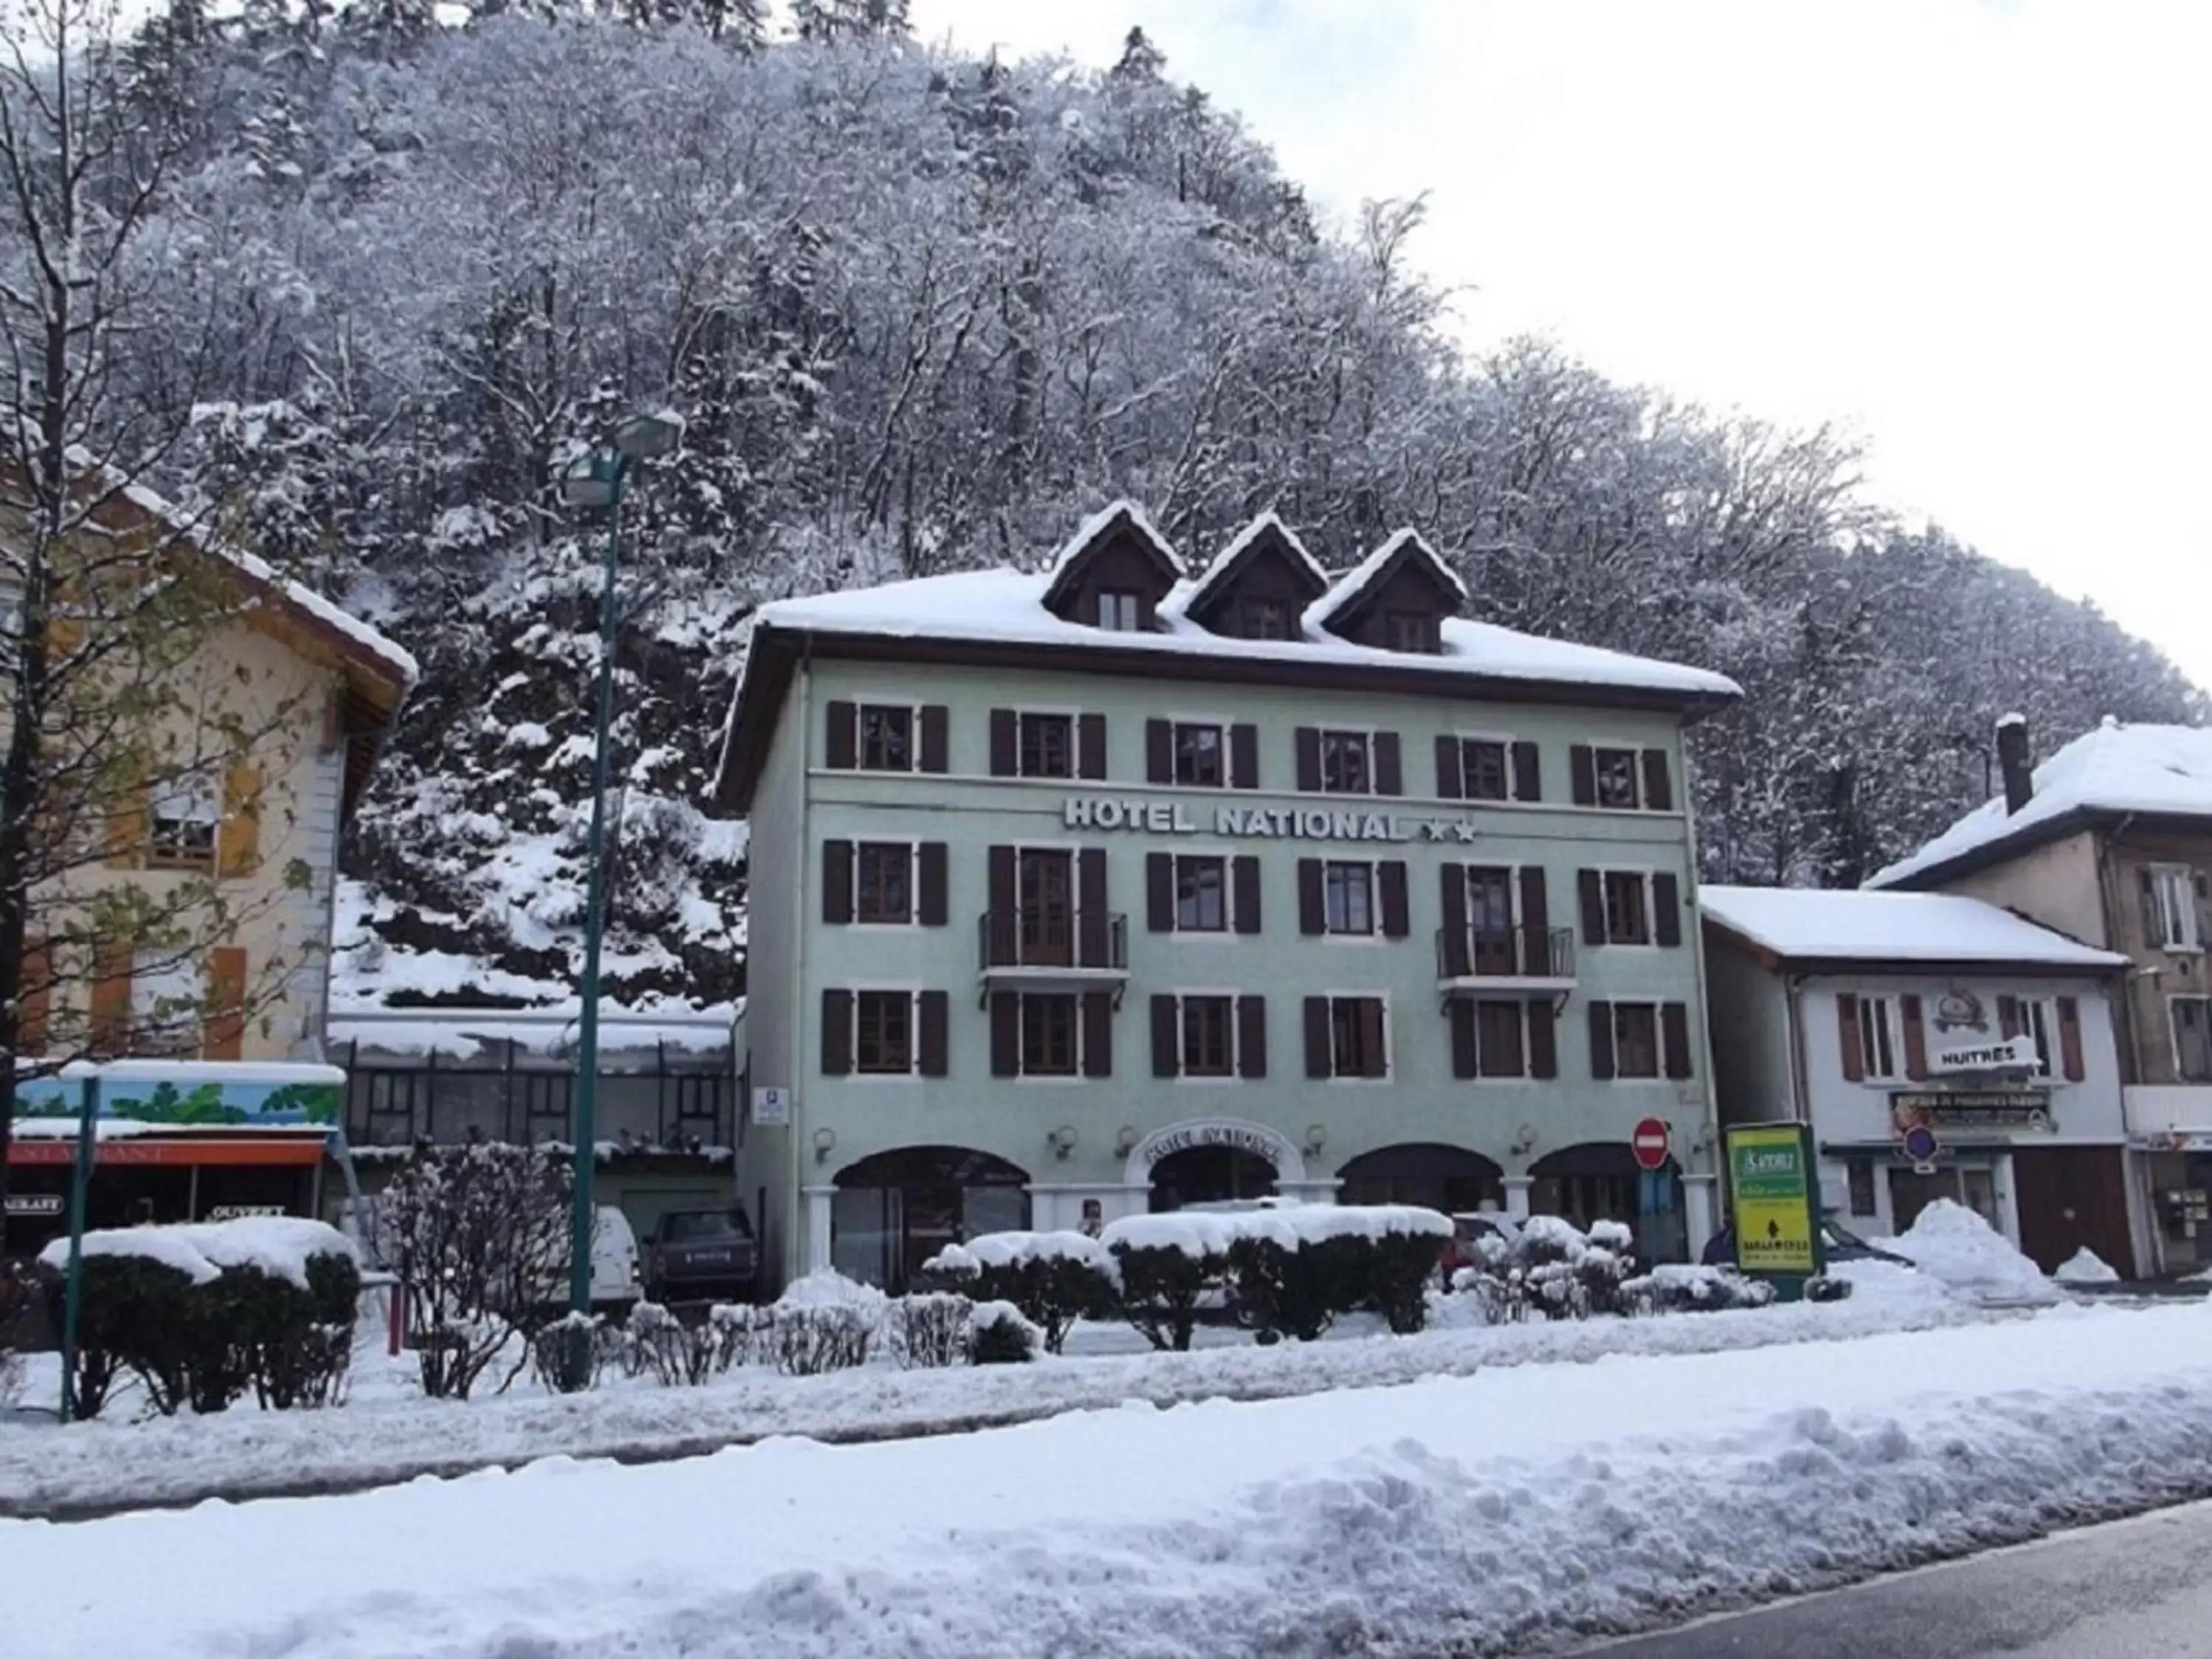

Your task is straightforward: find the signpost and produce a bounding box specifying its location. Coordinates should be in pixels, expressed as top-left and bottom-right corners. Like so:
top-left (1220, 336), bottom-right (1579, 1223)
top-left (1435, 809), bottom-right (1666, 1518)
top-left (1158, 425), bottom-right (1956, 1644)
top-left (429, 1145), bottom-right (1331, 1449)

top-left (1723, 1121), bottom-right (1823, 1298)
top-left (1631, 1117), bottom-right (1672, 1172)
top-left (1901, 1121), bottom-right (1941, 1175)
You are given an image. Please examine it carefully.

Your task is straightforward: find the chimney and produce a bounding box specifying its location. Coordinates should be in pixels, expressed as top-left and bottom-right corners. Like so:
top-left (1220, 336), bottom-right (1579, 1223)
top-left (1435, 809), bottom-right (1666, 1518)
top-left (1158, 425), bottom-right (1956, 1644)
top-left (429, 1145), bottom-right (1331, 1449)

top-left (1995, 714), bottom-right (2032, 815)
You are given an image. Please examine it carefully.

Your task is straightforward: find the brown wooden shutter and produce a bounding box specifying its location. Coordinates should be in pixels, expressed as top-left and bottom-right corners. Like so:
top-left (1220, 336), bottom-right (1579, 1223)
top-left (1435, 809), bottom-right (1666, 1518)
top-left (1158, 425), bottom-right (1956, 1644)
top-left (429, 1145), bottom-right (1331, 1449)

top-left (1998, 995), bottom-right (2022, 1039)
top-left (990, 991), bottom-right (1020, 1077)
top-left (1077, 713), bottom-right (1107, 780)
top-left (917, 843), bottom-right (948, 926)
top-left (1232, 856), bottom-right (1262, 935)
top-left (1652, 872), bottom-right (1682, 947)
top-left (819, 989), bottom-right (853, 1077)
top-left (89, 943), bottom-right (132, 1056)
top-left (1151, 995), bottom-right (1180, 1078)
top-left (1587, 1000), bottom-right (1616, 1080)
top-left (1304, 996), bottom-right (1331, 1077)
top-left (1641, 749), bottom-right (1674, 812)
top-left (1373, 732), bottom-right (1403, 797)
top-left (1569, 745), bottom-right (1596, 807)
top-left (1527, 1003), bottom-right (1558, 1079)
top-left (105, 757), bottom-right (147, 869)
top-left (1147, 852), bottom-right (1175, 933)
top-left (1146, 719), bottom-right (1173, 785)
top-left (825, 701), bottom-right (858, 769)
top-left (919, 705), bottom-right (949, 773)
top-left (917, 991), bottom-right (950, 1077)
top-left (1082, 991), bottom-right (1113, 1077)
top-left (1378, 860), bottom-right (1410, 938)
top-left (1230, 723), bottom-right (1259, 790)
top-left (1519, 867), bottom-right (1551, 975)
top-left (1077, 848), bottom-right (1109, 966)
top-left (18, 939), bottom-right (51, 1056)
top-left (1837, 993), bottom-right (1865, 1082)
top-left (201, 947), bottom-right (248, 1061)
top-left (217, 765), bottom-right (264, 877)
top-left (1360, 1000), bottom-right (1388, 1077)
top-left (1295, 727), bottom-right (1322, 792)
top-left (2057, 995), bottom-right (2086, 1082)
top-left (1660, 1001), bottom-right (1693, 1079)
top-left (1512, 741), bottom-right (1540, 802)
top-left (987, 846), bottom-right (1018, 965)
top-left (1237, 995), bottom-right (1267, 1079)
top-left (1298, 858), bottom-right (1325, 935)
top-left (989, 709), bottom-right (1017, 776)
top-left (1901, 994), bottom-right (1929, 1080)
top-left (1438, 865), bottom-right (1470, 976)
top-left (1578, 869), bottom-right (1607, 945)
top-left (1435, 735), bottom-right (1464, 799)
top-left (821, 840), bottom-right (854, 924)
top-left (2196, 872), bottom-right (2212, 949)
top-left (1450, 999), bottom-right (1479, 1079)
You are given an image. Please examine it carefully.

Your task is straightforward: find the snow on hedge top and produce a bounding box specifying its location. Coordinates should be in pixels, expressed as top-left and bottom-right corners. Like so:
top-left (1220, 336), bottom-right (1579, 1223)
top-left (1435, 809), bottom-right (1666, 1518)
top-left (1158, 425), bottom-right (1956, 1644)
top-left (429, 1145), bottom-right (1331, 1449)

top-left (772, 1267), bottom-right (886, 1311)
top-left (38, 1217), bottom-right (356, 1289)
top-left (1097, 1203), bottom-right (1449, 1258)
top-left (1701, 885), bottom-right (2126, 967)
top-left (928, 1231), bottom-right (1115, 1276)
top-left (752, 566), bottom-right (1738, 700)
top-left (1868, 723), bottom-right (2212, 888)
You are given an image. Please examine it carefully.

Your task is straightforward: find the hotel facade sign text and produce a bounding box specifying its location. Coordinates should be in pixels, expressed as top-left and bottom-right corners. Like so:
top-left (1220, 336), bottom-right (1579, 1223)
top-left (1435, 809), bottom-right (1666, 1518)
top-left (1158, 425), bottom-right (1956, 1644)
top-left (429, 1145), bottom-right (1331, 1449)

top-left (1062, 795), bottom-right (1481, 844)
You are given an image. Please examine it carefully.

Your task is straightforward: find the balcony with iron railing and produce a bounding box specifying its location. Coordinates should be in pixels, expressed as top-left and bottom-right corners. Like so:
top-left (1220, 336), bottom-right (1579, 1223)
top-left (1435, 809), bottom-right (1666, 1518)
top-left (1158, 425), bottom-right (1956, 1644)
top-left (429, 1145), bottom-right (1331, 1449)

top-left (978, 908), bottom-right (1130, 1001)
top-left (1435, 924), bottom-right (1576, 1005)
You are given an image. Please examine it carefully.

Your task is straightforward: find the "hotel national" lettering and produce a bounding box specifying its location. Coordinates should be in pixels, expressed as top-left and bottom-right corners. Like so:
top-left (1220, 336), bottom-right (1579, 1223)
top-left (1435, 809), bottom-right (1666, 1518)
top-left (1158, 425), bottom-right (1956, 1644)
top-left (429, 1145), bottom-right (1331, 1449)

top-left (1062, 795), bottom-right (1444, 844)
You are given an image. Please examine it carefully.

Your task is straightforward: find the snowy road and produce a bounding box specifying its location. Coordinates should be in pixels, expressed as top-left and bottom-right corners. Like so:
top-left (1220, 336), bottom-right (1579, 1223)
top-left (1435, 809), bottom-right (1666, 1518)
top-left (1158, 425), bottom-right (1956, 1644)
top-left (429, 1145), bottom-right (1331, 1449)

top-left (9, 1302), bottom-right (2212, 1658)
top-left (1580, 1498), bottom-right (2212, 1657)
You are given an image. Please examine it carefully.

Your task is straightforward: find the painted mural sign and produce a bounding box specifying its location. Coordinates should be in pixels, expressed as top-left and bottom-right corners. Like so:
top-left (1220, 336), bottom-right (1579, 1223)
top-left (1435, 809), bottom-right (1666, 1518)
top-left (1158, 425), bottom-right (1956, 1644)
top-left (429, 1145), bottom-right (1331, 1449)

top-left (1063, 796), bottom-right (1480, 844)
top-left (10, 1071), bottom-right (343, 1129)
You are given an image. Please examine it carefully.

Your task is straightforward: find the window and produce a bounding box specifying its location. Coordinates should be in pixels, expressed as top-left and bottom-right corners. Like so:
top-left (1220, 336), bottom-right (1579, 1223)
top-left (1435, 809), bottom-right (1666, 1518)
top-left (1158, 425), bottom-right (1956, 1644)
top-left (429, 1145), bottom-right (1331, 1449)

top-left (1613, 1003), bottom-right (1660, 1079)
top-left (858, 705), bottom-right (914, 771)
top-left (1324, 861), bottom-right (1374, 935)
top-left (1846, 1158), bottom-right (1877, 1217)
top-left (148, 774), bottom-right (219, 870)
top-left (1385, 611), bottom-right (1439, 653)
top-left (1097, 590), bottom-right (1143, 631)
top-left (855, 991), bottom-right (914, 1074)
top-left (1857, 995), bottom-right (1899, 1081)
top-left (2147, 865), bottom-right (2202, 951)
top-left (1180, 996), bottom-right (1234, 1077)
top-left (1319, 729), bottom-right (1371, 794)
top-left (1018, 712), bottom-right (1075, 779)
top-left (1601, 871), bottom-right (1650, 945)
top-left (2174, 997), bottom-right (2212, 1084)
top-left (1175, 855), bottom-right (1227, 932)
top-left (2018, 998), bottom-right (2055, 1077)
top-left (1020, 993), bottom-right (1079, 1077)
top-left (1460, 739), bottom-right (1510, 802)
top-left (1241, 598), bottom-right (1291, 639)
top-left (1593, 746), bottom-right (1641, 810)
top-left (1475, 1001), bottom-right (1526, 1078)
top-left (131, 950), bottom-right (200, 1054)
top-left (1173, 722), bottom-right (1225, 787)
top-left (1329, 995), bottom-right (1388, 1078)
top-left (855, 844), bottom-right (913, 924)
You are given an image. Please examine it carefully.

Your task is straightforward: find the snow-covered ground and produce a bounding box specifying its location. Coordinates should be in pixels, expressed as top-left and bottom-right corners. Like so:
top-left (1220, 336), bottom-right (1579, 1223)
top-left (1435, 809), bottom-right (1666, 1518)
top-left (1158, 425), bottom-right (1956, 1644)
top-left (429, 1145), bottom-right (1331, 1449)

top-left (11, 1295), bottom-right (2212, 1658)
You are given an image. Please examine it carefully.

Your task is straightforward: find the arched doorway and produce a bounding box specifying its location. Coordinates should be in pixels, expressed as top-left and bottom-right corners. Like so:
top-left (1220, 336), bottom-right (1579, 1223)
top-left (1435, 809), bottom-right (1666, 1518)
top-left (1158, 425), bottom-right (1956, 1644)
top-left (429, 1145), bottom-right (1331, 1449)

top-left (1530, 1141), bottom-right (1686, 1263)
top-left (1336, 1144), bottom-right (1503, 1215)
top-left (832, 1146), bottom-right (1031, 1291)
top-left (1149, 1144), bottom-right (1278, 1211)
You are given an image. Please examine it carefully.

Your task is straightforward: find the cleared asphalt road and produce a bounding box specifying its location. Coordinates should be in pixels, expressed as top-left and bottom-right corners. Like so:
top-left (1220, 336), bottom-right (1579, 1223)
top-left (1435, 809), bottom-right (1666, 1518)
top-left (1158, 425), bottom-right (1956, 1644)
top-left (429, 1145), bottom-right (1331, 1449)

top-left (1577, 1499), bottom-right (2212, 1658)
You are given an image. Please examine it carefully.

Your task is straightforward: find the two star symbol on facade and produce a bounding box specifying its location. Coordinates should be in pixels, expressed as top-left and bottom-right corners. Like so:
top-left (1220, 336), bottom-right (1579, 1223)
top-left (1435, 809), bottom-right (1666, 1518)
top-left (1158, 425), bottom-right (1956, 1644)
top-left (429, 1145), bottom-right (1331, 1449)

top-left (1419, 818), bottom-right (1481, 844)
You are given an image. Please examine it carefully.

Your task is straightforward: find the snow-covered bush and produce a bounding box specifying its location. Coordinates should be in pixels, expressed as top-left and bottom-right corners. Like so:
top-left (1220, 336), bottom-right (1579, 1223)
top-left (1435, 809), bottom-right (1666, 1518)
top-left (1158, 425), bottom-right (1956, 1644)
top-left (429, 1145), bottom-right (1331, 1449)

top-left (1102, 1214), bottom-right (1231, 1352)
top-left (924, 1233), bottom-right (1115, 1355)
top-left (1621, 1263), bottom-right (1777, 1316)
top-left (768, 1269), bottom-right (885, 1376)
top-left (707, 1301), bottom-right (769, 1371)
top-left (970, 1299), bottom-right (1041, 1364)
top-left (888, 1292), bottom-right (973, 1369)
top-left (622, 1301), bottom-right (731, 1387)
top-left (1451, 1216), bottom-right (1636, 1324)
top-left (530, 1310), bottom-right (616, 1391)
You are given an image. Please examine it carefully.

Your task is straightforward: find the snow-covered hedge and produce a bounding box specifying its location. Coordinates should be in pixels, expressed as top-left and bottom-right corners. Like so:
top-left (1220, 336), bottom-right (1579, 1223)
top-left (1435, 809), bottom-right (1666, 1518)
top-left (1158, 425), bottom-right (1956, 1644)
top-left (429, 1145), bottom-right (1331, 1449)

top-left (1451, 1215), bottom-right (1638, 1323)
top-left (923, 1233), bottom-right (1116, 1354)
top-left (1621, 1263), bottom-right (1778, 1316)
top-left (970, 1300), bottom-right (1042, 1364)
top-left (768, 1269), bottom-right (886, 1375)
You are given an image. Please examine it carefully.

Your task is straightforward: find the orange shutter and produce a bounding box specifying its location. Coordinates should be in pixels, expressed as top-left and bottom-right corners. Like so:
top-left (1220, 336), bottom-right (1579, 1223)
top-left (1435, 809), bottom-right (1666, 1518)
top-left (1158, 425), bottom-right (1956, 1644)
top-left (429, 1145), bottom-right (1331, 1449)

top-left (217, 764), bottom-right (264, 877)
top-left (88, 943), bottom-right (133, 1055)
top-left (18, 939), bottom-right (51, 1055)
top-left (202, 945), bottom-right (247, 1060)
top-left (105, 757), bottom-right (147, 869)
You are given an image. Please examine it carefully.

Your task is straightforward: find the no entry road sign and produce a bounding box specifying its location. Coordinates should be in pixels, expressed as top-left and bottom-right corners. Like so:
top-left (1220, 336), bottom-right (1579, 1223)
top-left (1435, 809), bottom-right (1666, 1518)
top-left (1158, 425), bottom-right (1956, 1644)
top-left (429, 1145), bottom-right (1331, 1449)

top-left (1632, 1117), bottom-right (1672, 1172)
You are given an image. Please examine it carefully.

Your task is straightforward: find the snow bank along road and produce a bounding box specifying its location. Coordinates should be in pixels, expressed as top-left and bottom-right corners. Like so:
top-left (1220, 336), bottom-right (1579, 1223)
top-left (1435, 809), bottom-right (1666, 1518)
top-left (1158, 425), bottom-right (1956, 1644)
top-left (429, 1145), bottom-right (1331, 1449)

top-left (11, 1301), bottom-right (2212, 1659)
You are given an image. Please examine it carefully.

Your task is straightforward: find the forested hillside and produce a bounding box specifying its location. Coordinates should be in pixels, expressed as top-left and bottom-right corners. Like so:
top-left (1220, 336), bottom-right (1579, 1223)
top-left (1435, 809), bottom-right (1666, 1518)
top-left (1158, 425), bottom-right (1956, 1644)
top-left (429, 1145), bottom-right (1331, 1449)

top-left (97, 2), bottom-right (2202, 1007)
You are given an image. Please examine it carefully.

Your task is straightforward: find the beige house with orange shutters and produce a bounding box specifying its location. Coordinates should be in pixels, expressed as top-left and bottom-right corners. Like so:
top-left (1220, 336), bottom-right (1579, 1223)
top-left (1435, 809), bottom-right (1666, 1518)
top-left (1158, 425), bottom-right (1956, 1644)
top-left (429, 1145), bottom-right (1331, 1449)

top-left (6, 464), bottom-right (414, 1068)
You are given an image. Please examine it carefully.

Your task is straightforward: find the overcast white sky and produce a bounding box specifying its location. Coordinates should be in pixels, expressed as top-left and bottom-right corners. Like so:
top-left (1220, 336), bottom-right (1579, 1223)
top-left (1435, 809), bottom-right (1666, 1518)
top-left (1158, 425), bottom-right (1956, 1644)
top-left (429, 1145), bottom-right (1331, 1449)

top-left (909, 0), bottom-right (2212, 689)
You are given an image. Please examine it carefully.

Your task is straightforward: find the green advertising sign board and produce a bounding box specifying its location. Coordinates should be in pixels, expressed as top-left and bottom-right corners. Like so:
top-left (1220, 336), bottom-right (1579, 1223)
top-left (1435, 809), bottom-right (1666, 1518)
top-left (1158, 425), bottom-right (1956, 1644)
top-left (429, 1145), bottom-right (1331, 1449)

top-left (1725, 1121), bottom-right (1823, 1285)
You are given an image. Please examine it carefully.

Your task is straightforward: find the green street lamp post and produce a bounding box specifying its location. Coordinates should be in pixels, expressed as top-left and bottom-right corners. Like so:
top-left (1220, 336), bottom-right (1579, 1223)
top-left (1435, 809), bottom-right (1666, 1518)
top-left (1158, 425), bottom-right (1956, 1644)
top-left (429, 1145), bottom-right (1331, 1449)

top-left (556, 408), bottom-right (681, 1388)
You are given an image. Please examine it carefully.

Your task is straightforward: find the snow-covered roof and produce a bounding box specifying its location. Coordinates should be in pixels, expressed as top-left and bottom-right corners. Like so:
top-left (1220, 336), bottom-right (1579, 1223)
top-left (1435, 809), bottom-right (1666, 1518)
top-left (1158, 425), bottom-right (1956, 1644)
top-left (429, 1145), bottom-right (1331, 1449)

top-left (1701, 885), bottom-right (2126, 968)
top-left (1868, 722), bottom-right (2212, 888)
top-left (1304, 527), bottom-right (1467, 633)
top-left (745, 566), bottom-right (1737, 700)
top-left (1042, 498), bottom-right (1185, 583)
top-left (331, 1003), bottom-right (740, 1062)
top-left (1176, 511), bottom-right (1329, 605)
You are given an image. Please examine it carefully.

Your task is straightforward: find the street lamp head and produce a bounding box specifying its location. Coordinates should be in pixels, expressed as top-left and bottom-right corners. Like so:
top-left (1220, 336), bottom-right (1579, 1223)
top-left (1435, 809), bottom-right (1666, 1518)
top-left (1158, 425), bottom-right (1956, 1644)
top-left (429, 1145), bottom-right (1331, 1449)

top-left (613, 408), bottom-right (684, 461)
top-left (560, 452), bottom-right (622, 509)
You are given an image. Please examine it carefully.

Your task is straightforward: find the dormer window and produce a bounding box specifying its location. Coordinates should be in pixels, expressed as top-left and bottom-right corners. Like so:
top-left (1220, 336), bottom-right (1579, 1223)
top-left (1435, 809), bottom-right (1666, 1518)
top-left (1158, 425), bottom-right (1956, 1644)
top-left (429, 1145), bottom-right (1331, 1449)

top-left (1385, 611), bottom-right (1439, 653)
top-left (1041, 501), bottom-right (1185, 630)
top-left (1242, 598), bottom-right (1291, 640)
top-left (1097, 590), bottom-right (1144, 632)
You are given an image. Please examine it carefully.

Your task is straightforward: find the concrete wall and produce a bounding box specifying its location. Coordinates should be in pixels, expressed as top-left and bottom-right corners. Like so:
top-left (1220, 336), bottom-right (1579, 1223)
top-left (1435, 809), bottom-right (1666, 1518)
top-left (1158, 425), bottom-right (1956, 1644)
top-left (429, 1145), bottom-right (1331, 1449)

top-left (1702, 932), bottom-right (1796, 1127)
top-left (1944, 830), bottom-right (2107, 948)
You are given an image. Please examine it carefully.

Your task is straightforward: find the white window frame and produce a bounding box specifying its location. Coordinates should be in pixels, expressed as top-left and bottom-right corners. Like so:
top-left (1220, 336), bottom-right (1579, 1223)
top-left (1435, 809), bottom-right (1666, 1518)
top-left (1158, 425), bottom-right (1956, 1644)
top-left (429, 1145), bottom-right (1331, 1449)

top-left (1857, 994), bottom-right (1900, 1082)
top-left (1323, 858), bottom-right (1379, 938)
top-left (1589, 742), bottom-right (1644, 812)
top-left (2171, 995), bottom-right (2212, 1085)
top-left (1015, 990), bottom-right (1086, 1082)
top-left (2017, 997), bottom-right (2056, 1078)
top-left (849, 839), bottom-right (921, 929)
top-left (1594, 865), bottom-right (1656, 949)
top-left (1096, 590), bottom-right (1143, 632)
top-left (1453, 731), bottom-right (1523, 803)
top-left (1172, 851), bottom-right (1230, 935)
top-left (850, 986), bottom-right (923, 1078)
top-left (855, 702), bottom-right (921, 773)
top-left (147, 772), bottom-right (220, 870)
top-left (2148, 864), bottom-right (2202, 952)
top-left (1015, 708), bottom-right (1081, 781)
top-left (1169, 989), bottom-right (1244, 1083)
top-left (1467, 998), bottom-right (1531, 1082)
top-left (1609, 1000), bottom-right (1664, 1080)
top-left (1324, 991), bottom-right (1392, 1082)
top-left (1318, 728), bottom-right (1377, 796)
top-left (1169, 717), bottom-right (1231, 789)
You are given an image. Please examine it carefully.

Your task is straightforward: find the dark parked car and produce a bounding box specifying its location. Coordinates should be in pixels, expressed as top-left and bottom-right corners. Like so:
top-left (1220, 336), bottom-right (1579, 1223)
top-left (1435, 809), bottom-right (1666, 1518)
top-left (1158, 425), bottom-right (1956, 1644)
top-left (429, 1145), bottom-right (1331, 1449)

top-left (644, 1207), bottom-right (759, 1304)
top-left (1701, 1215), bottom-right (1913, 1268)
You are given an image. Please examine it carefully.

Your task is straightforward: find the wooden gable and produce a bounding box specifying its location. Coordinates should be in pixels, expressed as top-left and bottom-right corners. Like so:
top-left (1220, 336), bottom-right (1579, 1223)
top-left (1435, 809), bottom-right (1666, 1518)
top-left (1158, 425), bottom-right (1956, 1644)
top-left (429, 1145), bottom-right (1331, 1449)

top-left (1183, 514), bottom-right (1329, 639)
top-left (1040, 502), bottom-right (1184, 630)
top-left (1310, 529), bottom-right (1464, 654)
